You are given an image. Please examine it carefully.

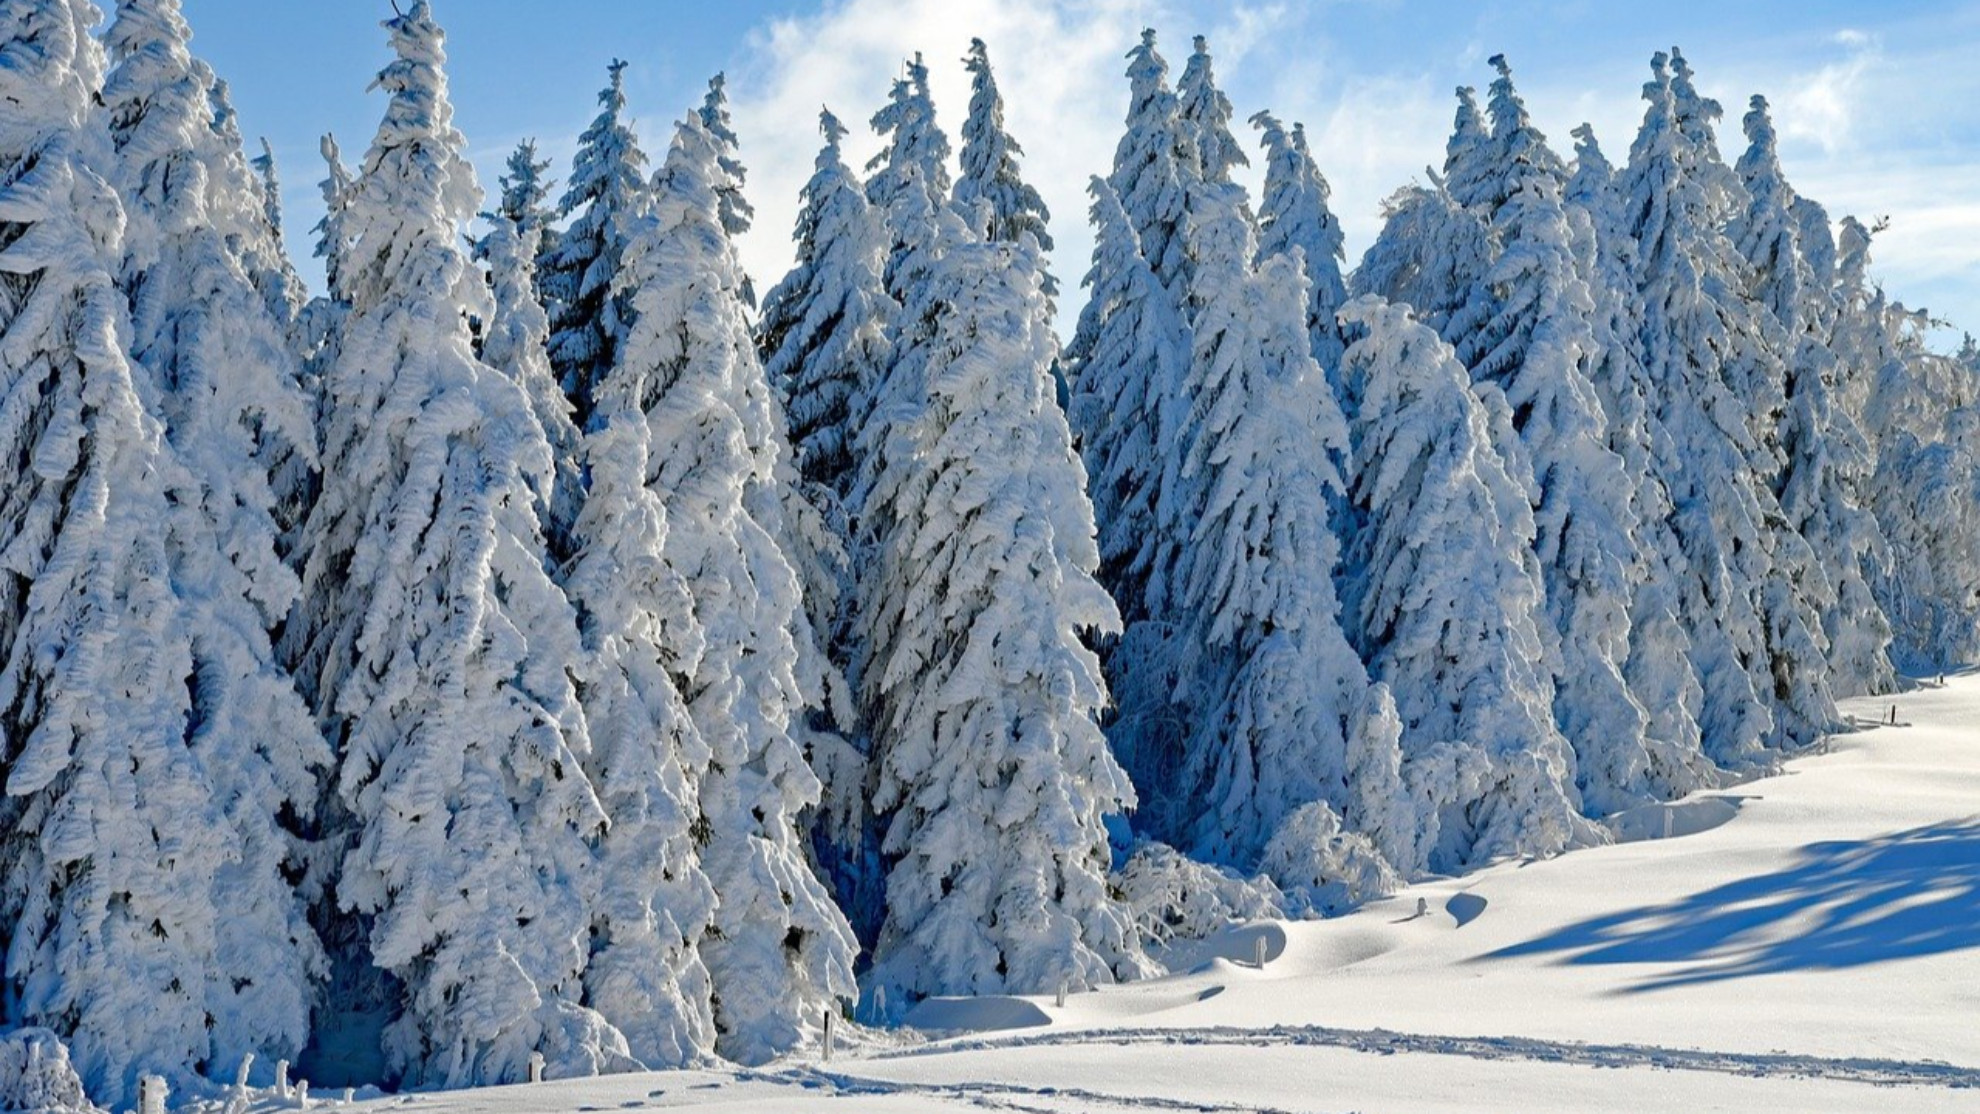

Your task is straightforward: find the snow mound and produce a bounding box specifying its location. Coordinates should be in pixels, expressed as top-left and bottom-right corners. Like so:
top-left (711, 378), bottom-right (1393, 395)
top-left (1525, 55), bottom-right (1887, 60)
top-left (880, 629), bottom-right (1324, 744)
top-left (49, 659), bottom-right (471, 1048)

top-left (1606, 796), bottom-right (1749, 843)
top-left (1172, 921), bottom-right (1289, 970)
top-left (0, 1030), bottom-right (101, 1114)
top-left (902, 997), bottom-right (1051, 1035)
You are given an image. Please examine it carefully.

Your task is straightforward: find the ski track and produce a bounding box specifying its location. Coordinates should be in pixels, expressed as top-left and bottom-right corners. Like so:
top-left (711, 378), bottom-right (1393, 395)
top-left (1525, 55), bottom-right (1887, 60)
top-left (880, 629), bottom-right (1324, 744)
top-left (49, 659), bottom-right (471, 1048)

top-left (799, 1022), bottom-right (1980, 1093)
top-left (751, 1064), bottom-right (1313, 1114)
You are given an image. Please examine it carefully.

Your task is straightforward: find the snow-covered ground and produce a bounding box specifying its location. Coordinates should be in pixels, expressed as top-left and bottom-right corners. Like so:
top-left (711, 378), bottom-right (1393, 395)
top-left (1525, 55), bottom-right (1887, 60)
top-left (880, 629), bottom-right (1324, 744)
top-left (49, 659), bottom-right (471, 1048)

top-left (210, 675), bottom-right (1979, 1113)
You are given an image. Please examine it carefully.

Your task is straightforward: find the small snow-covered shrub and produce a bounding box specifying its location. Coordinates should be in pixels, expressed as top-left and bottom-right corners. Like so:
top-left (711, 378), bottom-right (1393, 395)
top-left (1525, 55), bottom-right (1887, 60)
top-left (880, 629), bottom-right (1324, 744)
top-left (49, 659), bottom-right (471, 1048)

top-left (1259, 802), bottom-right (1401, 917)
top-left (1114, 842), bottom-right (1285, 952)
top-left (0, 1030), bottom-right (101, 1114)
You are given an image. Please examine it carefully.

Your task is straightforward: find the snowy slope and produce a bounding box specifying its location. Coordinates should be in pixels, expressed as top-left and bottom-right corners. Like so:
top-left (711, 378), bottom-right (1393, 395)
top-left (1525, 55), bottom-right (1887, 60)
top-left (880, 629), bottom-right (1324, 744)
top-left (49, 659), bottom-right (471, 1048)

top-left (198, 675), bottom-right (1980, 1113)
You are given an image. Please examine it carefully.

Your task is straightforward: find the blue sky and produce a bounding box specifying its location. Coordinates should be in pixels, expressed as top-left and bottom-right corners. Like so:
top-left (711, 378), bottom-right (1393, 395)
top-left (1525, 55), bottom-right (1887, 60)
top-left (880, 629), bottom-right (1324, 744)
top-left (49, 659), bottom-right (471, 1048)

top-left (180, 0), bottom-right (1980, 340)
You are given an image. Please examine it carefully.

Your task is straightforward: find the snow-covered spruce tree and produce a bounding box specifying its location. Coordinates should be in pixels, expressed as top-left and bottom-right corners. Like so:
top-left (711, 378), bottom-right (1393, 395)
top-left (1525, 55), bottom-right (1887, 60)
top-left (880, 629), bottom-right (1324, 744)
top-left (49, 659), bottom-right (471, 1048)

top-left (866, 51), bottom-right (951, 291)
top-left (98, 0), bottom-right (333, 1077)
top-left (484, 138), bottom-right (557, 245)
top-left (1103, 29), bottom-right (1194, 293)
top-left (1167, 188), bottom-right (1413, 876)
top-left (956, 37), bottom-right (1053, 295)
top-left (1442, 67), bottom-right (1655, 817)
top-left (1337, 296), bottom-right (1600, 873)
top-left (1563, 123), bottom-right (1716, 800)
top-left (1733, 95), bottom-right (1893, 696)
top-left (281, 3), bottom-right (624, 1085)
top-left (617, 113), bottom-right (855, 1064)
top-left (697, 73), bottom-right (755, 306)
top-left (1623, 51), bottom-right (1837, 756)
top-left (479, 214), bottom-right (582, 560)
top-left (248, 139), bottom-right (309, 333)
top-left (857, 201), bottom-right (1150, 1003)
top-left (1176, 35), bottom-right (1247, 189)
top-left (1068, 177), bottom-right (1189, 628)
top-left (1441, 84), bottom-right (1494, 212)
top-left (1063, 178), bottom-right (1192, 829)
top-left (0, 1), bottom-right (283, 1104)
top-left (1349, 182), bottom-right (1492, 374)
top-left (542, 59), bottom-right (649, 427)
top-left (756, 106), bottom-right (891, 936)
top-left (1252, 111), bottom-right (1349, 372)
top-left (563, 282), bottom-right (719, 1074)
top-left (761, 108), bottom-right (892, 506)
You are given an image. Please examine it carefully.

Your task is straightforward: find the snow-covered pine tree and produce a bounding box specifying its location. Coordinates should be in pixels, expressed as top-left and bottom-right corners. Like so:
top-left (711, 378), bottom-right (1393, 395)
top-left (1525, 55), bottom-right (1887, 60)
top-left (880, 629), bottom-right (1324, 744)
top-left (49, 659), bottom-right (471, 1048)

top-left (866, 52), bottom-right (952, 292)
top-left (761, 109), bottom-right (892, 506)
top-left (0, 1), bottom-right (294, 1104)
top-left (698, 73), bottom-right (755, 306)
top-left (858, 196), bottom-right (1150, 1004)
top-left (1104, 30), bottom-right (1194, 293)
top-left (98, 0), bottom-right (332, 1078)
top-left (755, 107), bottom-right (891, 937)
top-left (1252, 111), bottom-right (1349, 372)
top-left (1624, 50), bottom-right (1837, 756)
top-left (1563, 123), bottom-right (1716, 800)
top-left (1349, 182), bottom-right (1492, 375)
top-left (1337, 296), bottom-right (1600, 872)
top-left (542, 59), bottom-right (649, 427)
top-left (1441, 84), bottom-right (1494, 212)
top-left (1168, 186), bottom-right (1414, 876)
top-left (1733, 95), bottom-right (1893, 696)
top-left (956, 38), bottom-right (1052, 263)
top-left (1434, 63), bottom-right (1657, 816)
top-left (1176, 35), bottom-right (1247, 189)
top-left (484, 139), bottom-right (557, 244)
top-left (281, 2), bottom-right (623, 1085)
top-left (617, 112), bottom-right (855, 1065)
top-left (247, 138), bottom-right (308, 332)
top-left (563, 272), bottom-right (719, 1074)
top-left (479, 214), bottom-right (582, 561)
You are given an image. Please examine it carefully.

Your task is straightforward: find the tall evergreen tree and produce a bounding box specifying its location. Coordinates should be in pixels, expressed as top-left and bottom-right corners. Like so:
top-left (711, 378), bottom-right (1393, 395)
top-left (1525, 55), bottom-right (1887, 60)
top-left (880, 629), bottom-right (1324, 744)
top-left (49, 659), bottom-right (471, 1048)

top-left (1104, 30), bottom-right (1194, 293)
top-left (0, 3), bottom-right (305, 1104)
top-left (761, 109), bottom-right (892, 505)
top-left (542, 59), bottom-right (649, 427)
top-left (478, 214), bottom-right (582, 560)
top-left (1563, 123), bottom-right (1716, 800)
top-left (1337, 297), bottom-right (1599, 872)
top-left (956, 39), bottom-right (1052, 251)
top-left (281, 3), bottom-right (621, 1085)
top-left (1169, 188), bottom-right (1414, 874)
top-left (617, 113), bottom-right (855, 1065)
top-left (98, 0), bottom-right (332, 1078)
top-left (1252, 111), bottom-right (1349, 372)
top-left (698, 72), bottom-right (754, 306)
top-left (858, 203), bottom-right (1150, 1003)
top-left (1624, 50), bottom-right (1838, 756)
top-left (247, 138), bottom-right (308, 332)
top-left (1732, 95), bottom-right (1894, 697)
top-left (866, 52), bottom-right (951, 291)
top-left (1176, 35), bottom-right (1246, 188)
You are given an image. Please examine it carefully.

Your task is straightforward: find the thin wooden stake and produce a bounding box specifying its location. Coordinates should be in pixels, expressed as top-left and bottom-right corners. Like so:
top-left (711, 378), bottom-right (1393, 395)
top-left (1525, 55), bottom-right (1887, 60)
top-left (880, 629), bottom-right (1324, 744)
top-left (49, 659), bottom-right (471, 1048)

top-left (528, 1051), bottom-right (545, 1083)
top-left (822, 1009), bottom-right (836, 1062)
top-left (1253, 935), bottom-right (1267, 969)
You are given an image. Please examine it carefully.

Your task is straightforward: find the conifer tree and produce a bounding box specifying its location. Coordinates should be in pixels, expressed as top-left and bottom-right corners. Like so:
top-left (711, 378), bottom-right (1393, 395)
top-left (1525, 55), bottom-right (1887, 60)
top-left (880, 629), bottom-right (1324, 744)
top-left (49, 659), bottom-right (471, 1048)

top-left (1169, 190), bottom-right (1413, 873)
top-left (1337, 297), bottom-right (1599, 872)
top-left (1733, 95), bottom-right (1894, 696)
top-left (865, 52), bottom-right (952, 296)
top-left (1252, 111), bottom-right (1349, 371)
top-left (956, 39), bottom-right (1052, 252)
top-left (1176, 35), bottom-right (1246, 188)
top-left (1104, 30), bottom-right (1194, 293)
top-left (1624, 50), bottom-right (1838, 755)
top-left (282, 3), bottom-right (622, 1084)
top-left (1442, 85), bottom-right (1493, 212)
top-left (1563, 123), bottom-right (1716, 799)
top-left (761, 109), bottom-right (892, 505)
top-left (97, 0), bottom-right (332, 1079)
top-left (542, 59), bottom-right (649, 427)
top-left (617, 113), bottom-right (855, 1064)
top-left (859, 200), bottom-right (1150, 1003)
top-left (248, 138), bottom-right (308, 332)
top-left (0, 4), bottom-right (281, 1106)
top-left (479, 214), bottom-right (582, 559)
top-left (698, 73), bottom-right (754, 305)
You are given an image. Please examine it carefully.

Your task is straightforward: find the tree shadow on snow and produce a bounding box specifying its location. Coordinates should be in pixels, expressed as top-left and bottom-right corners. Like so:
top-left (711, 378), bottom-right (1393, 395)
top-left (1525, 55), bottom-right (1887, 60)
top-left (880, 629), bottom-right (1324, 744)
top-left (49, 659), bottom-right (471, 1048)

top-left (1483, 818), bottom-right (1980, 991)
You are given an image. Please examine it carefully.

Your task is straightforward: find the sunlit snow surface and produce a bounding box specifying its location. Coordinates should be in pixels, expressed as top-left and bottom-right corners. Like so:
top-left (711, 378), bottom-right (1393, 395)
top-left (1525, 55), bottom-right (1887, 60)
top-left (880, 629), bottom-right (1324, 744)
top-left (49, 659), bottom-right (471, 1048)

top-left (207, 676), bottom-right (1980, 1112)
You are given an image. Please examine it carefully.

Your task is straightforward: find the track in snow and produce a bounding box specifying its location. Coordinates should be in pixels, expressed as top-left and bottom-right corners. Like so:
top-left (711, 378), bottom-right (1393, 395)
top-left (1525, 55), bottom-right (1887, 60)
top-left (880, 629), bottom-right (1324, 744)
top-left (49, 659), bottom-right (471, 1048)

top-left (829, 1022), bottom-right (1980, 1092)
